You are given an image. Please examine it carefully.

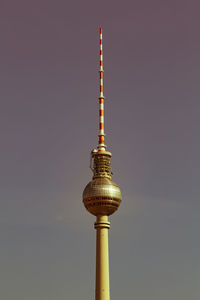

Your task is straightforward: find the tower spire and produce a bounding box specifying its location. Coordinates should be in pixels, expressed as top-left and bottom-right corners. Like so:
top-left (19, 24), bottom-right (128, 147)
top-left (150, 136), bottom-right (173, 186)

top-left (98, 27), bottom-right (106, 152)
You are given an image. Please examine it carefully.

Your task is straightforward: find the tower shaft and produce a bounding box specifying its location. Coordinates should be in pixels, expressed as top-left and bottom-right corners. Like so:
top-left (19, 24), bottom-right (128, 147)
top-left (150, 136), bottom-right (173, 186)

top-left (95, 216), bottom-right (110, 300)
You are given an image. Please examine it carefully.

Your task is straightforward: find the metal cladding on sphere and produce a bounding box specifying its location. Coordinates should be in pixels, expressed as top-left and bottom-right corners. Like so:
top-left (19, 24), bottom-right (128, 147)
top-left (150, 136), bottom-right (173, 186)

top-left (83, 177), bottom-right (121, 216)
top-left (83, 150), bottom-right (121, 216)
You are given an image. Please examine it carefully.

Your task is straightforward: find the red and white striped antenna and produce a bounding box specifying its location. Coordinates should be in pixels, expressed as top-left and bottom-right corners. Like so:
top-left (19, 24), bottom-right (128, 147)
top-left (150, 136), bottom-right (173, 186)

top-left (98, 27), bottom-right (106, 152)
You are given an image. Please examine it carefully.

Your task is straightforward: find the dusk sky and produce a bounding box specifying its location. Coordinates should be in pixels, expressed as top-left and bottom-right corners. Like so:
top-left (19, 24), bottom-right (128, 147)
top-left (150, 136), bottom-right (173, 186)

top-left (0, 0), bottom-right (200, 299)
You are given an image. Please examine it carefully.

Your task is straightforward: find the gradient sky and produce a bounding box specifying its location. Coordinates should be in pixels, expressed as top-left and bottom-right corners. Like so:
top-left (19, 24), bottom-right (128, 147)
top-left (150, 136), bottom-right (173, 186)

top-left (0, 0), bottom-right (200, 299)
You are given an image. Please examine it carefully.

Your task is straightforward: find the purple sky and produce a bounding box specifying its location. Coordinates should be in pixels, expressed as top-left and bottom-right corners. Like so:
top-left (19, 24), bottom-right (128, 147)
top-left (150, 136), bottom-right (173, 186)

top-left (0, 0), bottom-right (200, 299)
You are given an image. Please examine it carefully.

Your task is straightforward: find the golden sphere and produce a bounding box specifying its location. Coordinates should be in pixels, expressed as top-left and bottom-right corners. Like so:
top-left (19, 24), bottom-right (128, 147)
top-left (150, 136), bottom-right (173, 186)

top-left (83, 177), bottom-right (121, 216)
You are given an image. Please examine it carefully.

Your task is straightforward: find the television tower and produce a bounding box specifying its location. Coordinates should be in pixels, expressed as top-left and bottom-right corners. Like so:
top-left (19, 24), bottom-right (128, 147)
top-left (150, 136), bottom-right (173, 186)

top-left (83, 27), bottom-right (122, 300)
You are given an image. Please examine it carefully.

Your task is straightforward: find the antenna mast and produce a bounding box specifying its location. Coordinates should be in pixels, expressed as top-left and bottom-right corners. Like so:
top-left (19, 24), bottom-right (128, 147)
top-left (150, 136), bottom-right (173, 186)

top-left (98, 27), bottom-right (106, 152)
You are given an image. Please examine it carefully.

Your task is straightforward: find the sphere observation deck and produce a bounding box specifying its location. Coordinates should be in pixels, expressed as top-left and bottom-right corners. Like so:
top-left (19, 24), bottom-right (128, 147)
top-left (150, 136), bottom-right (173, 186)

top-left (83, 150), bottom-right (121, 216)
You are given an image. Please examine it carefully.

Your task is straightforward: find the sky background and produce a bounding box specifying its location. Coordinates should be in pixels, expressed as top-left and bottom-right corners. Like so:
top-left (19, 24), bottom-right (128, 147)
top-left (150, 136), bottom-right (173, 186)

top-left (0, 0), bottom-right (200, 299)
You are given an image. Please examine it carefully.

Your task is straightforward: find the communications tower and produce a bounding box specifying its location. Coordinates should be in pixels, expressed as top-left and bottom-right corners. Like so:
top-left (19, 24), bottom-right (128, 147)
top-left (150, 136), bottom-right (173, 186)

top-left (83, 27), bottom-right (122, 300)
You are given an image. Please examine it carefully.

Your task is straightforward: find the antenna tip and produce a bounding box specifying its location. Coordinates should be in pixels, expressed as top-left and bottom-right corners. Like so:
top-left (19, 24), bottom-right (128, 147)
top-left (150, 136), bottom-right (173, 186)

top-left (100, 27), bottom-right (102, 34)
